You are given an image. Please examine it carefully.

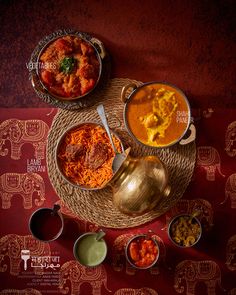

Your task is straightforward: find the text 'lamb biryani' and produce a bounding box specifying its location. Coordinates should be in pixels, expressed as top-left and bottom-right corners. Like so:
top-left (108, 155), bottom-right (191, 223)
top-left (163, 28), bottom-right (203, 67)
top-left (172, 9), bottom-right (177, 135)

top-left (57, 123), bottom-right (122, 188)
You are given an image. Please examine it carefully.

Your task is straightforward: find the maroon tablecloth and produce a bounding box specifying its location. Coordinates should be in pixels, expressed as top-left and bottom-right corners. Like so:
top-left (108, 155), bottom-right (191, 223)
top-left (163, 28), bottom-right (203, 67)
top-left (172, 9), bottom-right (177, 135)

top-left (0, 1), bottom-right (236, 294)
top-left (0, 107), bottom-right (235, 295)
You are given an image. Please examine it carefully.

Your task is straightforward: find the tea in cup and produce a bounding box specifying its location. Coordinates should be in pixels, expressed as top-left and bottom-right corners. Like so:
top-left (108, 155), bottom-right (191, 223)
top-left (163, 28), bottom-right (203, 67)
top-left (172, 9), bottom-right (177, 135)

top-left (73, 232), bottom-right (107, 267)
top-left (29, 205), bottom-right (64, 242)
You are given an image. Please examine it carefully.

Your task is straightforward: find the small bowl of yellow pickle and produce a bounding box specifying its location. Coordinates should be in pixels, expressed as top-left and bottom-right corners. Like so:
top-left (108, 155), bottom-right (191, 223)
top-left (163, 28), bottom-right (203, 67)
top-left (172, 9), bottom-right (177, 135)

top-left (168, 214), bottom-right (202, 247)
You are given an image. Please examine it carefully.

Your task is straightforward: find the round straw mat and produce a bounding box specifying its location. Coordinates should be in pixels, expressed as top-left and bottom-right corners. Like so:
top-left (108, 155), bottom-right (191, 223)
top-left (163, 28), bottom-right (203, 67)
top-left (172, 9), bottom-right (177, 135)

top-left (47, 78), bottom-right (196, 228)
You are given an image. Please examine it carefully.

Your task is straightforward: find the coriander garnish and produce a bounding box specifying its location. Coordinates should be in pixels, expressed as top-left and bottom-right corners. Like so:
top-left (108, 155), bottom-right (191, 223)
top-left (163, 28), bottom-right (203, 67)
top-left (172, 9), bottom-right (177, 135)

top-left (60, 57), bottom-right (76, 74)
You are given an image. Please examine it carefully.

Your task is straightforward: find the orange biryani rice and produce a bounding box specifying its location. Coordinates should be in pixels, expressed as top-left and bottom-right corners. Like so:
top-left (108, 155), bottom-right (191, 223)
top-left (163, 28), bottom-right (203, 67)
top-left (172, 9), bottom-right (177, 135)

top-left (58, 124), bottom-right (122, 188)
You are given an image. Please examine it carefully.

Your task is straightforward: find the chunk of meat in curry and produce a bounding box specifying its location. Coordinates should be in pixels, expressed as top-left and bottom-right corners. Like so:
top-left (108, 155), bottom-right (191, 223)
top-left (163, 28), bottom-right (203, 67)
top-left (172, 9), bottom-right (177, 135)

top-left (65, 143), bottom-right (84, 161)
top-left (84, 142), bottom-right (108, 170)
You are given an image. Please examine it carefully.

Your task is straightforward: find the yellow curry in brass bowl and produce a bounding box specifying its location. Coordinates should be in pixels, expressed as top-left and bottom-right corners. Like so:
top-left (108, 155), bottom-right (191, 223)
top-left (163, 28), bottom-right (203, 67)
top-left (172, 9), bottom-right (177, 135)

top-left (122, 82), bottom-right (195, 148)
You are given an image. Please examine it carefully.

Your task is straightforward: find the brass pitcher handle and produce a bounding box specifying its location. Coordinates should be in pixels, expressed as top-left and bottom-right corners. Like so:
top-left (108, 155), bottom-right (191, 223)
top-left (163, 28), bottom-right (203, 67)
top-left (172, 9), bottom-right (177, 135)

top-left (179, 124), bottom-right (196, 145)
top-left (121, 83), bottom-right (138, 103)
top-left (90, 37), bottom-right (106, 59)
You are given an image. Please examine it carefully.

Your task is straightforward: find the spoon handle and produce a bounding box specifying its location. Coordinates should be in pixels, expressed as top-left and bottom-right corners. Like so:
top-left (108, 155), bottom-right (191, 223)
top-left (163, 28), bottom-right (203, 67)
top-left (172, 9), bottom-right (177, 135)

top-left (97, 104), bottom-right (118, 153)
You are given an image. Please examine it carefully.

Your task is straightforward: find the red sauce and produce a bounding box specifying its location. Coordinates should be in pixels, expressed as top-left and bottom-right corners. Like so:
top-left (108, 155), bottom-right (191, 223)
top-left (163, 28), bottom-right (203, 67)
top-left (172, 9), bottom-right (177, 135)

top-left (128, 237), bottom-right (158, 267)
top-left (30, 209), bottom-right (63, 241)
top-left (39, 35), bottom-right (100, 99)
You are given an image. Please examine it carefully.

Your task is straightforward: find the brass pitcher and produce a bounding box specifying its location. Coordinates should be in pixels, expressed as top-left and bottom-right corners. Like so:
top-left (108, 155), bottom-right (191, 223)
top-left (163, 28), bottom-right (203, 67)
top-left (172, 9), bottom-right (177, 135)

top-left (110, 149), bottom-right (170, 216)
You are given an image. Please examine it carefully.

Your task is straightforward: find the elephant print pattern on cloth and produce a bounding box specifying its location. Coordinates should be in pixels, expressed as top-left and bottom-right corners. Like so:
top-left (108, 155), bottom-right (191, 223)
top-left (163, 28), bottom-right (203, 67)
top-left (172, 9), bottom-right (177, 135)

top-left (197, 146), bottom-right (225, 181)
top-left (174, 260), bottom-right (223, 295)
top-left (226, 235), bottom-right (236, 271)
top-left (0, 119), bottom-right (49, 160)
top-left (148, 234), bottom-right (166, 275)
top-left (112, 233), bottom-right (166, 275)
top-left (221, 173), bottom-right (236, 208)
top-left (0, 173), bottom-right (45, 209)
top-left (225, 121), bottom-right (236, 157)
top-left (59, 260), bottom-right (110, 295)
top-left (165, 198), bottom-right (214, 231)
top-left (0, 289), bottom-right (42, 295)
top-left (112, 233), bottom-right (135, 274)
top-left (114, 287), bottom-right (158, 295)
top-left (0, 234), bottom-right (50, 276)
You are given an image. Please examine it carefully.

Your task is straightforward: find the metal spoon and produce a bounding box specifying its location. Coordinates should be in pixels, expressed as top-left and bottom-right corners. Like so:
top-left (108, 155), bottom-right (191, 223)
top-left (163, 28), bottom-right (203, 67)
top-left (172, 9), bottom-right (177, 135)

top-left (97, 104), bottom-right (126, 173)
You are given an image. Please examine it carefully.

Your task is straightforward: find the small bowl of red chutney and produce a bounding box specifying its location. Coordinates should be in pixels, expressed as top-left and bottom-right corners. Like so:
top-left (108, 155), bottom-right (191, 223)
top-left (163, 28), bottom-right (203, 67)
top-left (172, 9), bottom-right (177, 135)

top-left (125, 234), bottom-right (159, 269)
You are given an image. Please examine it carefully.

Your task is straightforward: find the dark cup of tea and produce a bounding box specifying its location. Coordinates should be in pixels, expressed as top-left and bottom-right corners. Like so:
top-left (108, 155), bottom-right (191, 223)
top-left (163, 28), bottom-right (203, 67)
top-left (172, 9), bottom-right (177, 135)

top-left (29, 205), bottom-right (64, 242)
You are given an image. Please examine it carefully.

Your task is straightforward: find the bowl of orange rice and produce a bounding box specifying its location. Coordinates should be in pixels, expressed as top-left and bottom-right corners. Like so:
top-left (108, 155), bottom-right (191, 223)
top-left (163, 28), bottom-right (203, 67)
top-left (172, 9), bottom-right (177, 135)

top-left (56, 122), bottom-right (123, 190)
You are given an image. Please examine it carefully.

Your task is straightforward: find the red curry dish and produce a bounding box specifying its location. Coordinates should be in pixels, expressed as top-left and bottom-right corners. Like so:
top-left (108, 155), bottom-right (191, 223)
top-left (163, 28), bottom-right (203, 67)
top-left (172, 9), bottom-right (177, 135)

top-left (127, 236), bottom-right (159, 268)
top-left (39, 35), bottom-right (100, 99)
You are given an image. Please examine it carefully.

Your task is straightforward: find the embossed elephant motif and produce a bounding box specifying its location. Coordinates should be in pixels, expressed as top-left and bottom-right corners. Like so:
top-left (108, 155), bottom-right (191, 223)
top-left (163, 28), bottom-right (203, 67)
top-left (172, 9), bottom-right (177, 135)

top-left (0, 173), bottom-right (45, 209)
top-left (112, 233), bottom-right (134, 274)
top-left (174, 260), bottom-right (223, 295)
top-left (221, 173), bottom-right (236, 208)
top-left (0, 289), bottom-right (42, 295)
top-left (59, 260), bottom-right (110, 295)
top-left (0, 119), bottom-right (49, 160)
top-left (226, 235), bottom-right (236, 271)
top-left (165, 198), bottom-right (214, 230)
top-left (114, 287), bottom-right (158, 295)
top-left (197, 146), bottom-right (225, 181)
top-left (0, 234), bottom-right (50, 276)
top-left (112, 233), bottom-right (165, 275)
top-left (225, 121), bottom-right (236, 157)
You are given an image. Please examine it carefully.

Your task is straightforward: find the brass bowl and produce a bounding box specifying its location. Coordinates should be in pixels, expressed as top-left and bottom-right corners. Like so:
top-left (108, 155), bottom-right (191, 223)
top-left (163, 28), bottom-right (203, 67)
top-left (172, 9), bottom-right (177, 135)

top-left (121, 81), bottom-right (196, 148)
top-left (167, 214), bottom-right (202, 248)
top-left (55, 122), bottom-right (123, 190)
top-left (29, 29), bottom-right (106, 102)
top-left (125, 234), bottom-right (160, 269)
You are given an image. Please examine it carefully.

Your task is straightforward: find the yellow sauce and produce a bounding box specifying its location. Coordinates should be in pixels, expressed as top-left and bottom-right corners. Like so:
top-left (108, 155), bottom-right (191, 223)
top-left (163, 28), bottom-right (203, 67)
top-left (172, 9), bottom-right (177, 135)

top-left (126, 83), bottom-right (189, 147)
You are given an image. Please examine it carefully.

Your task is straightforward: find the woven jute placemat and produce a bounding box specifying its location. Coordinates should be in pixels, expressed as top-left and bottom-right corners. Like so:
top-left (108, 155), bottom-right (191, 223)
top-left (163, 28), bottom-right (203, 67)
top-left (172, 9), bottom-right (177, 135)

top-left (47, 78), bottom-right (196, 228)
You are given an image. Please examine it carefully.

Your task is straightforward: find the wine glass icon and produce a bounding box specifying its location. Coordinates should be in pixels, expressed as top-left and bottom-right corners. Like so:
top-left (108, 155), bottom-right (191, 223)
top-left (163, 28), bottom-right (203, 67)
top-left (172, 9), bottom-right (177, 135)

top-left (21, 250), bottom-right (30, 270)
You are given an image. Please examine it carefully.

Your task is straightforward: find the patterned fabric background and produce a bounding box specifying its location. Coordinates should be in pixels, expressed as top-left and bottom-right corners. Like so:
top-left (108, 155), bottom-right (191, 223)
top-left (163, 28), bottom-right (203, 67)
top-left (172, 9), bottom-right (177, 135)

top-left (0, 1), bottom-right (235, 294)
top-left (0, 108), bottom-right (235, 295)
